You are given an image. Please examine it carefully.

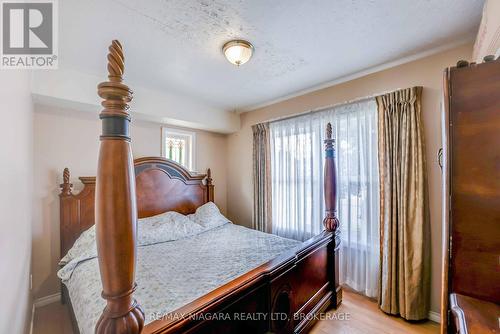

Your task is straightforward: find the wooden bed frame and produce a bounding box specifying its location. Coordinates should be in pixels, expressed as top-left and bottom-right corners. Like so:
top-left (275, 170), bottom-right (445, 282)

top-left (59, 40), bottom-right (341, 334)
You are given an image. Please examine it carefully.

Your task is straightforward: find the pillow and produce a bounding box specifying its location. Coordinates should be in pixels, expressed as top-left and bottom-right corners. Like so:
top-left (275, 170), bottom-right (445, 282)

top-left (188, 202), bottom-right (231, 229)
top-left (138, 211), bottom-right (204, 246)
top-left (59, 225), bottom-right (96, 266)
top-left (59, 211), bottom-right (206, 265)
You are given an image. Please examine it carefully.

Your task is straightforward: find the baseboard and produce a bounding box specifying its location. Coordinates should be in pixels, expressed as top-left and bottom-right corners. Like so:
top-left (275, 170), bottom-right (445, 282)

top-left (428, 311), bottom-right (441, 323)
top-left (33, 292), bottom-right (61, 308)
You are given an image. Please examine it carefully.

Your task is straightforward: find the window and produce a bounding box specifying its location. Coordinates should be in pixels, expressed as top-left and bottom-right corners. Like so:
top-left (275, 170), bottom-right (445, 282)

top-left (161, 127), bottom-right (195, 170)
top-left (269, 98), bottom-right (380, 298)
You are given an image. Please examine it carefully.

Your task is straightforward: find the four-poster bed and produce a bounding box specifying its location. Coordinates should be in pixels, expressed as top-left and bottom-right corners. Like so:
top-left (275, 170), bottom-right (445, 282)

top-left (58, 40), bottom-right (341, 334)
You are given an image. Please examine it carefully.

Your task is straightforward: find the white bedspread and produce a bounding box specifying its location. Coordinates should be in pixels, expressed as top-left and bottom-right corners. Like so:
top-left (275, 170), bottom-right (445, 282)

top-left (58, 223), bottom-right (300, 334)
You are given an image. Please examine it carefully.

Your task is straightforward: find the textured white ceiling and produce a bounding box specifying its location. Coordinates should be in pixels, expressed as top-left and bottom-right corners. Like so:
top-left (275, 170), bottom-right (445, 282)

top-left (59, 0), bottom-right (484, 112)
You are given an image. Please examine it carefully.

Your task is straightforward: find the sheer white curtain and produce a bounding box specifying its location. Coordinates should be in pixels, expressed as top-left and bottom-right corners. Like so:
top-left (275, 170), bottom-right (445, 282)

top-left (269, 99), bottom-right (380, 298)
top-left (270, 114), bottom-right (322, 241)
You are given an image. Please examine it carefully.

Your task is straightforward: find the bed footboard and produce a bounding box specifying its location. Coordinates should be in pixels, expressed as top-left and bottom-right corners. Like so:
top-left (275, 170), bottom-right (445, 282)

top-left (142, 231), bottom-right (340, 334)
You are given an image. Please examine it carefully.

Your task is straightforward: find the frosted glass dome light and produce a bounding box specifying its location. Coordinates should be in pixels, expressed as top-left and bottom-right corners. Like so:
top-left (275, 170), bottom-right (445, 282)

top-left (222, 40), bottom-right (254, 66)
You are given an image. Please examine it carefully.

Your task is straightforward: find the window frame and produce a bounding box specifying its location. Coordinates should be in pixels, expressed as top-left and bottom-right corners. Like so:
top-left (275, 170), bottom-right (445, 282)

top-left (161, 127), bottom-right (196, 171)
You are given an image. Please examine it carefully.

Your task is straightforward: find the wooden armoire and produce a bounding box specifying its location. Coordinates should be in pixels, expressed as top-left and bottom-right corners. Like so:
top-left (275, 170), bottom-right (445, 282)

top-left (441, 58), bottom-right (500, 333)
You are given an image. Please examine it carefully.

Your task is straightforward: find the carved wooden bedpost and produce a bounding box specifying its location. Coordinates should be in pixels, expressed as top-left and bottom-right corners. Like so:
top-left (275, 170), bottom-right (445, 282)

top-left (323, 123), bottom-right (339, 232)
top-left (206, 168), bottom-right (214, 202)
top-left (95, 40), bottom-right (145, 334)
top-left (323, 122), bottom-right (342, 308)
top-left (59, 167), bottom-right (73, 304)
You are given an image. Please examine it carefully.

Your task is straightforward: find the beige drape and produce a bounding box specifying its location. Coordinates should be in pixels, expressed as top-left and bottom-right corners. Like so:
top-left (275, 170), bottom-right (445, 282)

top-left (376, 87), bottom-right (430, 320)
top-left (252, 123), bottom-right (272, 233)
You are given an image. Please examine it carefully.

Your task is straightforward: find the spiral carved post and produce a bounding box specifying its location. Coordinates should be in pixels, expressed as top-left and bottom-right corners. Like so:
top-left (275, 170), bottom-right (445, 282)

top-left (95, 40), bottom-right (145, 334)
top-left (60, 168), bottom-right (72, 196)
top-left (323, 123), bottom-right (339, 232)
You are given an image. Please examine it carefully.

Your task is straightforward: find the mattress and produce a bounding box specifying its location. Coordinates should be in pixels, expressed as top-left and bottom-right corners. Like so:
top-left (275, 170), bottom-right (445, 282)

top-left (58, 223), bottom-right (300, 334)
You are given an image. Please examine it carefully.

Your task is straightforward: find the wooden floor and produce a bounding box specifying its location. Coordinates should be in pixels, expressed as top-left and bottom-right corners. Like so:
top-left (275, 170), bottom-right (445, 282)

top-left (33, 300), bottom-right (74, 334)
top-left (310, 291), bottom-right (439, 334)
top-left (33, 290), bottom-right (439, 334)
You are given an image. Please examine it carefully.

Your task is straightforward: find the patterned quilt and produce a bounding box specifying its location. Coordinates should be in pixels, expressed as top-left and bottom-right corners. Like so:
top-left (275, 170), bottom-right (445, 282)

top-left (58, 223), bottom-right (300, 334)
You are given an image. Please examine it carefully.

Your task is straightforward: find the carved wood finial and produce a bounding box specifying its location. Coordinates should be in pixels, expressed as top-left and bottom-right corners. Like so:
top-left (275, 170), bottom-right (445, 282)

top-left (97, 40), bottom-right (133, 119)
top-left (107, 40), bottom-right (125, 81)
top-left (63, 167), bottom-right (70, 184)
top-left (95, 40), bottom-right (144, 334)
top-left (323, 123), bottom-right (339, 232)
top-left (326, 122), bottom-right (332, 140)
top-left (60, 168), bottom-right (73, 196)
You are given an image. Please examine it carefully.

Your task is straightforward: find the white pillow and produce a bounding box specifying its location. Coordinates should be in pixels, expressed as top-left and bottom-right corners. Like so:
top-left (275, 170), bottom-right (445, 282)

top-left (138, 211), bottom-right (204, 246)
top-left (59, 211), bottom-right (206, 265)
top-left (188, 202), bottom-right (231, 229)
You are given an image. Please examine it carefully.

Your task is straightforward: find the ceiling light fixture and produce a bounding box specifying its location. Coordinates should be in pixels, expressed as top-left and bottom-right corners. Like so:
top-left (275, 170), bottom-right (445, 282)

top-left (222, 40), bottom-right (254, 66)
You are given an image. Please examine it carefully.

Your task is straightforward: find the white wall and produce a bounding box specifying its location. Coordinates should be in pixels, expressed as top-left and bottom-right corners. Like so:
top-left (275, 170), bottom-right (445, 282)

top-left (32, 105), bottom-right (228, 299)
top-left (0, 72), bottom-right (33, 333)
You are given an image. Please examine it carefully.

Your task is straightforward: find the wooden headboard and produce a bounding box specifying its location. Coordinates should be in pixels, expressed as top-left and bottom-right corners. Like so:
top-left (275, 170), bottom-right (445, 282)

top-left (59, 157), bottom-right (214, 258)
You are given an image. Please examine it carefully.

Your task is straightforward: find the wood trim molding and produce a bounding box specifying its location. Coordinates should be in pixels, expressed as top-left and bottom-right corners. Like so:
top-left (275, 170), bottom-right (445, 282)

top-left (134, 157), bottom-right (205, 182)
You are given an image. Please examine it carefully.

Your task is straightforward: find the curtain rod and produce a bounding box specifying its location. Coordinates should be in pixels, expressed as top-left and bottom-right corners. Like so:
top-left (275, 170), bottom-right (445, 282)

top-left (253, 88), bottom-right (403, 126)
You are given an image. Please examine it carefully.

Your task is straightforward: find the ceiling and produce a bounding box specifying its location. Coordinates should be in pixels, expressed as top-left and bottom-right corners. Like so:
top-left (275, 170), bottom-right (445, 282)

top-left (59, 0), bottom-right (484, 112)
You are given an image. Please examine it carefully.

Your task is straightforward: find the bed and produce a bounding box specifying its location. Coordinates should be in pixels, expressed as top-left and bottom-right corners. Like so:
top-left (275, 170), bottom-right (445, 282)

top-left (58, 40), bottom-right (341, 334)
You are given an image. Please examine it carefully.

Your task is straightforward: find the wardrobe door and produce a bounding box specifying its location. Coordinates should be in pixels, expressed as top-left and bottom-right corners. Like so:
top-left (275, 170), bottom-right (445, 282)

top-left (448, 60), bottom-right (500, 304)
